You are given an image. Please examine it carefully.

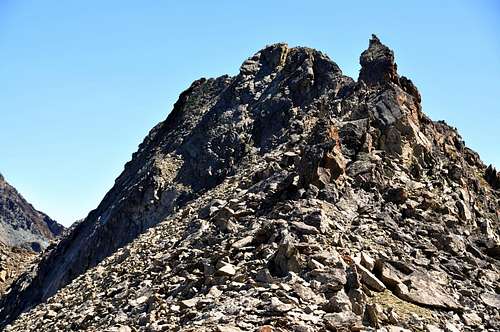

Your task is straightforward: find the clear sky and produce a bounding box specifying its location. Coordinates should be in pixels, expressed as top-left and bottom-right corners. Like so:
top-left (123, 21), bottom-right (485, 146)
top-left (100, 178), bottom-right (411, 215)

top-left (0, 1), bottom-right (498, 226)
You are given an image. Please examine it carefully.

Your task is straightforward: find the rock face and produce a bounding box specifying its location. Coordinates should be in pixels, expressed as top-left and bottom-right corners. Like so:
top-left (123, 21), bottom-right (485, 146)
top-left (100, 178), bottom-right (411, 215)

top-left (0, 173), bottom-right (63, 251)
top-left (2, 36), bottom-right (500, 331)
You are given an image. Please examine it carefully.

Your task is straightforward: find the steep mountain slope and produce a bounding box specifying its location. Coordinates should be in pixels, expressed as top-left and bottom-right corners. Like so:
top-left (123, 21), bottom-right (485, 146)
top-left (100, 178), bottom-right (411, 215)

top-left (0, 173), bottom-right (63, 252)
top-left (0, 41), bottom-right (352, 326)
top-left (3, 36), bottom-right (500, 331)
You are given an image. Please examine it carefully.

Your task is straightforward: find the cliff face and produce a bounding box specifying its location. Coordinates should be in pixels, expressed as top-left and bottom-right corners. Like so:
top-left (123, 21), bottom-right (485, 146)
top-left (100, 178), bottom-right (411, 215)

top-left (2, 36), bottom-right (499, 331)
top-left (0, 173), bottom-right (63, 251)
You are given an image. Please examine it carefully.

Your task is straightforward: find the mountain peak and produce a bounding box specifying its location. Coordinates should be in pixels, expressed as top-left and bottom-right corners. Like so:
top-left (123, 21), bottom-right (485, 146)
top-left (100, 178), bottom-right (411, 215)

top-left (359, 34), bottom-right (399, 86)
top-left (369, 33), bottom-right (382, 46)
top-left (239, 43), bottom-right (289, 75)
top-left (2, 37), bottom-right (499, 331)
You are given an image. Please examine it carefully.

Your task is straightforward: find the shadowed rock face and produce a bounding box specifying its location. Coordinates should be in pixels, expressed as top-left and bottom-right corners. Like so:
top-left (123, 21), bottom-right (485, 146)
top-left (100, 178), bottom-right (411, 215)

top-left (2, 36), bottom-right (500, 331)
top-left (0, 174), bottom-right (63, 251)
top-left (359, 34), bottom-right (399, 86)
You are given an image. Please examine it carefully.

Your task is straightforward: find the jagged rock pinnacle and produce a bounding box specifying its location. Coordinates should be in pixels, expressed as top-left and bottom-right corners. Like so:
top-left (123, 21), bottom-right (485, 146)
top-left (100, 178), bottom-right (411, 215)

top-left (485, 164), bottom-right (500, 189)
top-left (359, 34), bottom-right (399, 86)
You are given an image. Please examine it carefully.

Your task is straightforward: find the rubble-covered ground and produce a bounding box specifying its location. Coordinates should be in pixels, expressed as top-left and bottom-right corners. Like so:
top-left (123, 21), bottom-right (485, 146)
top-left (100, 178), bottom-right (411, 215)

top-left (0, 243), bottom-right (35, 295)
top-left (3, 36), bottom-right (499, 331)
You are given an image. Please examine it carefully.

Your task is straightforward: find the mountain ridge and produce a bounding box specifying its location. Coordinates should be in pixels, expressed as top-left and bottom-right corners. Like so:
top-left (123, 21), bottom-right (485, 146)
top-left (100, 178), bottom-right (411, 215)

top-left (2, 35), bottom-right (500, 331)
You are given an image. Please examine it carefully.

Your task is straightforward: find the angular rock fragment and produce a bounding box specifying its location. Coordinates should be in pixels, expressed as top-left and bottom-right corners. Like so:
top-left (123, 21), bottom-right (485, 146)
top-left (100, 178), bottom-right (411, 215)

top-left (394, 271), bottom-right (462, 311)
top-left (480, 292), bottom-right (500, 308)
top-left (322, 289), bottom-right (352, 313)
top-left (359, 252), bottom-right (375, 271)
top-left (355, 263), bottom-right (386, 292)
top-left (255, 269), bottom-right (274, 284)
top-left (268, 243), bottom-right (301, 277)
top-left (323, 311), bottom-right (362, 331)
top-left (310, 268), bottom-right (347, 292)
top-left (231, 236), bottom-right (254, 249)
top-left (291, 221), bottom-right (319, 235)
top-left (180, 298), bottom-right (199, 309)
top-left (216, 264), bottom-right (237, 277)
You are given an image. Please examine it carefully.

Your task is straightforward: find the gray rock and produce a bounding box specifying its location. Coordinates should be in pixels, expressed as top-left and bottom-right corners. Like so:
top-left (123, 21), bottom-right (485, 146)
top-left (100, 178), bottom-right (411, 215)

top-left (355, 263), bottom-right (386, 292)
top-left (480, 292), bottom-right (500, 308)
top-left (323, 289), bottom-right (352, 313)
top-left (216, 264), bottom-right (236, 277)
top-left (231, 236), bottom-right (254, 249)
top-left (394, 271), bottom-right (462, 311)
top-left (255, 269), bottom-right (274, 284)
top-left (270, 297), bottom-right (293, 312)
top-left (376, 260), bottom-right (404, 288)
top-left (291, 221), bottom-right (319, 235)
top-left (311, 268), bottom-right (347, 291)
top-left (323, 311), bottom-right (362, 330)
top-left (360, 252), bottom-right (375, 271)
top-left (268, 243), bottom-right (301, 277)
top-left (425, 325), bottom-right (444, 332)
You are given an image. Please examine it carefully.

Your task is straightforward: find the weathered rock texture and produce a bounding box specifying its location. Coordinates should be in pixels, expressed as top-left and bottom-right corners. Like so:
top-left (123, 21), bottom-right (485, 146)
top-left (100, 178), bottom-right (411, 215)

top-left (0, 173), bottom-right (63, 251)
top-left (0, 242), bottom-right (35, 295)
top-left (2, 35), bottom-right (499, 331)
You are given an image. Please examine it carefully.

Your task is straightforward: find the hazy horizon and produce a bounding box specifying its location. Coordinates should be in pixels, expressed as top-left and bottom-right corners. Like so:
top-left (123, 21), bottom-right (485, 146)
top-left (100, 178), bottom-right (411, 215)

top-left (1, 1), bottom-right (498, 226)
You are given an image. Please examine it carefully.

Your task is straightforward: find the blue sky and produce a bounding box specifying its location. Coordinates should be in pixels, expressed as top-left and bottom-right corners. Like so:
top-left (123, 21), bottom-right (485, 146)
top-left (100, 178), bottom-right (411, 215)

top-left (0, 1), bottom-right (498, 226)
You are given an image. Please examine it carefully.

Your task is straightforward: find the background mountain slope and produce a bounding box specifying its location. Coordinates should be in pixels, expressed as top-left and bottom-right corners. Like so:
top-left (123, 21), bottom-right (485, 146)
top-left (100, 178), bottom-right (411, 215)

top-left (0, 173), bottom-right (63, 251)
top-left (0, 173), bottom-right (63, 294)
top-left (2, 36), bottom-right (500, 331)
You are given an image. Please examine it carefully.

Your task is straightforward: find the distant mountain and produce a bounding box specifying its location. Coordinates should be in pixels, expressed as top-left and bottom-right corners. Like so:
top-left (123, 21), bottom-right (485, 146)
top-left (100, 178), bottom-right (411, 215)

top-left (2, 36), bottom-right (500, 330)
top-left (0, 173), bottom-right (63, 295)
top-left (0, 173), bottom-right (64, 251)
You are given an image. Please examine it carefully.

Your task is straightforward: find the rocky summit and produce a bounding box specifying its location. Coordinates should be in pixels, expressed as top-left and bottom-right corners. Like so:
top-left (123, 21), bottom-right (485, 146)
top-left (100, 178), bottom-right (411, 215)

top-left (2, 35), bottom-right (500, 331)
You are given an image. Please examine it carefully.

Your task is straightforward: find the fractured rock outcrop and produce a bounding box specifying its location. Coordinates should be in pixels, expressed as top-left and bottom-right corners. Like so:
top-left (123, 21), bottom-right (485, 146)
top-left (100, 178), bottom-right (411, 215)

top-left (2, 36), bottom-right (499, 331)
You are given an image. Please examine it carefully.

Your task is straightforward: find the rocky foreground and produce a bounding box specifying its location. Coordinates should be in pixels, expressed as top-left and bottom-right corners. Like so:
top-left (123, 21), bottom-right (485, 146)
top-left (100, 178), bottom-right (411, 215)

top-left (0, 242), bottom-right (34, 294)
top-left (3, 36), bottom-right (500, 331)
